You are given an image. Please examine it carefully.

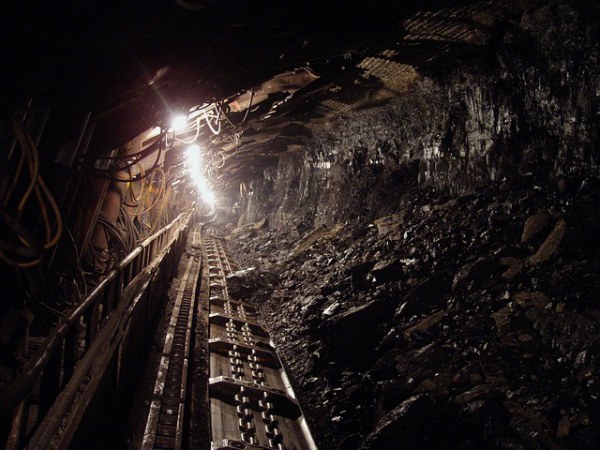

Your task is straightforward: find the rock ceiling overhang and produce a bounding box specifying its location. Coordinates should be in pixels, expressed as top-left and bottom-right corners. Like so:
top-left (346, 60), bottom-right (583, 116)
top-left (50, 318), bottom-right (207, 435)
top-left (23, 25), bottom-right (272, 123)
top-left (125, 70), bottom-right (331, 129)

top-left (2, 0), bottom-right (512, 194)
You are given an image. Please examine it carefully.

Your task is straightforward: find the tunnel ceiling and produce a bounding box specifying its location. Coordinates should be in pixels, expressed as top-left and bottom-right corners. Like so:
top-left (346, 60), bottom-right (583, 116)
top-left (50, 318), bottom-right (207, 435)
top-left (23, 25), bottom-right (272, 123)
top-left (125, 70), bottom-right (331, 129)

top-left (2, 0), bottom-right (514, 194)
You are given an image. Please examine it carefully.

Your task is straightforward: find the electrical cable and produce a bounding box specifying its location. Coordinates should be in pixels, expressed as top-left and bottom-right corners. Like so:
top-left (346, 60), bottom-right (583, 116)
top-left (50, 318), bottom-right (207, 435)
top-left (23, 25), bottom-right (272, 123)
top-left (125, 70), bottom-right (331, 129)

top-left (33, 182), bottom-right (51, 244)
top-left (0, 208), bottom-right (40, 254)
top-left (2, 135), bottom-right (26, 207)
top-left (97, 210), bottom-right (129, 256)
top-left (0, 121), bottom-right (63, 267)
top-left (149, 190), bottom-right (170, 234)
top-left (102, 148), bottom-right (152, 172)
top-left (123, 163), bottom-right (146, 207)
top-left (91, 140), bottom-right (163, 182)
top-left (122, 165), bottom-right (137, 207)
top-left (94, 147), bottom-right (137, 160)
top-left (116, 204), bottom-right (139, 249)
top-left (94, 138), bottom-right (161, 161)
top-left (62, 224), bottom-right (87, 299)
top-left (133, 167), bottom-right (165, 216)
top-left (204, 105), bottom-right (222, 135)
top-left (220, 87), bottom-right (255, 128)
top-left (14, 130), bottom-right (47, 247)
top-left (15, 123), bottom-right (39, 215)
top-left (87, 131), bottom-right (164, 180)
top-left (212, 151), bottom-right (226, 169)
top-left (175, 117), bottom-right (201, 144)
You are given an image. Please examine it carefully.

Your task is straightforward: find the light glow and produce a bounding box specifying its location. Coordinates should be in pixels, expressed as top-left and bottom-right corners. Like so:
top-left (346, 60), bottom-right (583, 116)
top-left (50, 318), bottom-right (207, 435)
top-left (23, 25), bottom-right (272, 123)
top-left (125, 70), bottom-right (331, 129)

top-left (186, 144), bottom-right (201, 167)
top-left (185, 145), bottom-right (216, 206)
top-left (170, 114), bottom-right (188, 131)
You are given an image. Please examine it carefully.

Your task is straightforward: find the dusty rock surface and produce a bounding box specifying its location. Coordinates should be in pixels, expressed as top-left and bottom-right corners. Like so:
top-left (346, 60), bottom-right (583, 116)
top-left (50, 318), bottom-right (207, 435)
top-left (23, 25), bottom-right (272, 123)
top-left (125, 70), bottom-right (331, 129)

top-left (228, 174), bottom-right (600, 450)
top-left (224, 4), bottom-right (600, 447)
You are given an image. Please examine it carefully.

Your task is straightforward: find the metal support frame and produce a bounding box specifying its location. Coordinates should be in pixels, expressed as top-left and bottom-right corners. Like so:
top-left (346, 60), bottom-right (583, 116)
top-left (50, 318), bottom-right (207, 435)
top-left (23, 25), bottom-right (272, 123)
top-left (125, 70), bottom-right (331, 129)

top-left (0, 210), bottom-right (194, 449)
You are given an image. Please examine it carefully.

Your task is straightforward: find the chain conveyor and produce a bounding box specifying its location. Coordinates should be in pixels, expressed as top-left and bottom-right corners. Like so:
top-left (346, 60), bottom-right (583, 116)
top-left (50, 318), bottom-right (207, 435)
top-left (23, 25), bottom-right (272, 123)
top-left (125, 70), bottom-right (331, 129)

top-left (204, 236), bottom-right (317, 450)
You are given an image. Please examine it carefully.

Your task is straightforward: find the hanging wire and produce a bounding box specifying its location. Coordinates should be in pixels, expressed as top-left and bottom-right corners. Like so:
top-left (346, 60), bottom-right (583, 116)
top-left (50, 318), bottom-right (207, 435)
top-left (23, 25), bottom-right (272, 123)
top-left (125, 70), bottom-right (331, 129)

top-left (0, 120), bottom-right (63, 267)
top-left (204, 104), bottom-right (222, 135)
top-left (133, 167), bottom-right (166, 216)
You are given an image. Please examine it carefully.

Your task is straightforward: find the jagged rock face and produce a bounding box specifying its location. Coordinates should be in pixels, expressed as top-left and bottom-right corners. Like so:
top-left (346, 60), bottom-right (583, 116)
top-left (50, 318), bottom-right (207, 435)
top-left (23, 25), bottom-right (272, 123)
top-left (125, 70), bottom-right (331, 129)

top-left (239, 0), bottom-right (600, 229)
top-left (229, 174), bottom-right (600, 450)
top-left (227, 3), bottom-right (600, 450)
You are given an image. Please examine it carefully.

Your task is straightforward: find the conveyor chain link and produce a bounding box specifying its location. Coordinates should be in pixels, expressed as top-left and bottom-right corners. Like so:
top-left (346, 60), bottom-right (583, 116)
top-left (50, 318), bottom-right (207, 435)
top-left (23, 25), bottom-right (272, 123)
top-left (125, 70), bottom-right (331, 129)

top-left (248, 350), bottom-right (266, 386)
top-left (204, 236), bottom-right (316, 450)
top-left (234, 386), bottom-right (258, 445)
top-left (259, 391), bottom-right (285, 450)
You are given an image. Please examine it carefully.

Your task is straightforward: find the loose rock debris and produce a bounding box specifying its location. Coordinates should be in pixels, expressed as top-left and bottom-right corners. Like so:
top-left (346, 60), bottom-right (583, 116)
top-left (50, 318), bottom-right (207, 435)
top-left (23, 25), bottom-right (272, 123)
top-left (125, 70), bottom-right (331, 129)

top-left (227, 174), bottom-right (600, 450)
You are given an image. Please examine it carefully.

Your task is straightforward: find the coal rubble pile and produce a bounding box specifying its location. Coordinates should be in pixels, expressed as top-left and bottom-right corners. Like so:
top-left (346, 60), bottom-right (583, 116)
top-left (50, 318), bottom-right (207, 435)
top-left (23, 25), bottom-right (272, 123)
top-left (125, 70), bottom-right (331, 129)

top-left (226, 174), bottom-right (600, 450)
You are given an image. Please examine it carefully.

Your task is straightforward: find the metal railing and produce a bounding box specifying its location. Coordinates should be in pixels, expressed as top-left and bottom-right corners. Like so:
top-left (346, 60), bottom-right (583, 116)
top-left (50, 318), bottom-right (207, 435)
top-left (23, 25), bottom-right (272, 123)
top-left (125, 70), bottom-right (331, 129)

top-left (0, 210), bottom-right (193, 448)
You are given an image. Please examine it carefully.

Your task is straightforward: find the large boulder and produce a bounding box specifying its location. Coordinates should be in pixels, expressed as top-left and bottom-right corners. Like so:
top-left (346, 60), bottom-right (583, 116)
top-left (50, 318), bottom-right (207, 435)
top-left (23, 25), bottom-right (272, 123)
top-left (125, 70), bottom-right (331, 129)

top-left (322, 299), bottom-right (395, 366)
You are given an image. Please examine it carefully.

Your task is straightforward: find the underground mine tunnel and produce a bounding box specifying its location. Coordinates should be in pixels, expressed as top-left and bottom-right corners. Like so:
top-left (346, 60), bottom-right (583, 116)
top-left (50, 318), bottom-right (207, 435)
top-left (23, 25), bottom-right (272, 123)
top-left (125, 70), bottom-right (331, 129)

top-left (1, 1), bottom-right (600, 449)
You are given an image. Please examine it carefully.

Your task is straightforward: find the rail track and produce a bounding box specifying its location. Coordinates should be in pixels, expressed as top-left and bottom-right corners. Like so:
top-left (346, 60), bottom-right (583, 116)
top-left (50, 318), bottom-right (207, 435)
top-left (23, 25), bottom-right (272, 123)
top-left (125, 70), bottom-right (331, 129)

top-left (204, 236), bottom-right (317, 450)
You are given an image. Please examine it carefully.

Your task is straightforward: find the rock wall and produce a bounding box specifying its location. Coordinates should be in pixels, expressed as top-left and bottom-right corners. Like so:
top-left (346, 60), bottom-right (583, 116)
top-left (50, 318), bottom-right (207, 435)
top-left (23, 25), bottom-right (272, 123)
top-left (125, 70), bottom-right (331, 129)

top-left (239, 0), bottom-right (600, 229)
top-left (229, 171), bottom-right (600, 449)
top-left (227, 3), bottom-right (600, 449)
